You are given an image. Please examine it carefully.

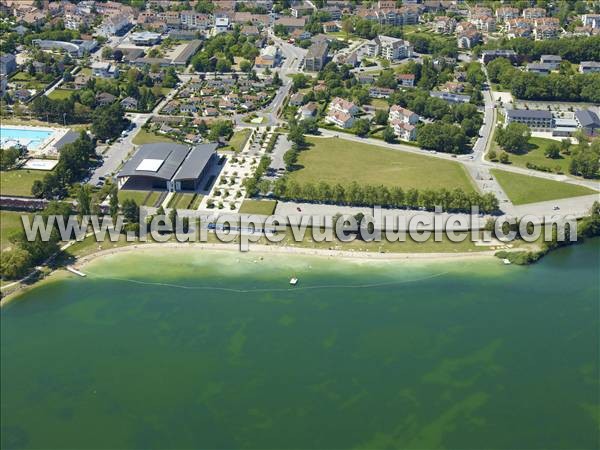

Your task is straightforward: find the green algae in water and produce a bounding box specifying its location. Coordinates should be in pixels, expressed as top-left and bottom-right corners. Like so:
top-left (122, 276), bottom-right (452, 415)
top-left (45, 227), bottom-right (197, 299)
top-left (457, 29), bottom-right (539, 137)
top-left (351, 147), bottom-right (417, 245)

top-left (1, 242), bottom-right (599, 449)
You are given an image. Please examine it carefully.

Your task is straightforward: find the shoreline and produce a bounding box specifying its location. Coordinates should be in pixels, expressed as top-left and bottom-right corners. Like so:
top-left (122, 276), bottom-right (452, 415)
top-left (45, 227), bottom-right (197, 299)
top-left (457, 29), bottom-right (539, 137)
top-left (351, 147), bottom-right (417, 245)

top-left (1, 242), bottom-right (499, 305)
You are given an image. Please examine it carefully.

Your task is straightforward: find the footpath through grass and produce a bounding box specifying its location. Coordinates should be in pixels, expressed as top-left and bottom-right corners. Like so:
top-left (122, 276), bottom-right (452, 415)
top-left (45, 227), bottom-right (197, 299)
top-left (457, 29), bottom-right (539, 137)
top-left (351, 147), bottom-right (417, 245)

top-left (491, 169), bottom-right (597, 205)
top-left (289, 137), bottom-right (476, 192)
top-left (0, 170), bottom-right (47, 197)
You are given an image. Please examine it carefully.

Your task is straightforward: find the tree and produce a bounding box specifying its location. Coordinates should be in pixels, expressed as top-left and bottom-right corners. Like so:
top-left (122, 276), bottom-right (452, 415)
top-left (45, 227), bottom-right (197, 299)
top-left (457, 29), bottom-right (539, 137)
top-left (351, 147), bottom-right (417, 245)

top-left (91, 103), bottom-right (128, 141)
top-left (239, 59), bottom-right (252, 72)
top-left (101, 46), bottom-right (113, 60)
top-left (113, 49), bottom-right (123, 62)
top-left (0, 247), bottom-right (33, 280)
top-left (353, 118), bottom-right (370, 137)
top-left (488, 148), bottom-right (497, 161)
top-left (0, 147), bottom-right (22, 170)
top-left (495, 122), bottom-right (531, 154)
top-left (499, 151), bottom-right (510, 164)
top-left (417, 123), bottom-right (469, 154)
top-left (374, 109), bottom-right (389, 125)
top-left (382, 126), bottom-right (395, 143)
top-left (122, 199), bottom-right (139, 223)
top-left (109, 185), bottom-right (119, 221)
top-left (77, 184), bottom-right (92, 217)
top-left (544, 142), bottom-right (560, 159)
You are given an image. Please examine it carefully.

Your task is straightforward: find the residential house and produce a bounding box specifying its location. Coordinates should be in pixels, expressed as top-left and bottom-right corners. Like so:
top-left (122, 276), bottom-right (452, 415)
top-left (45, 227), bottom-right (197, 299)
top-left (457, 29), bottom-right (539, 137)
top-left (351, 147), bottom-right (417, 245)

top-left (582, 14), bottom-right (600, 29)
top-left (274, 17), bottom-right (307, 32)
top-left (299, 102), bottom-right (318, 120)
top-left (396, 73), bottom-right (415, 87)
top-left (14, 89), bottom-right (31, 102)
top-left (526, 62), bottom-right (553, 75)
top-left (289, 92), bottom-right (306, 106)
top-left (329, 97), bottom-right (359, 116)
top-left (97, 14), bottom-right (130, 37)
top-left (580, 61), bottom-right (600, 74)
top-left (0, 53), bottom-right (17, 76)
top-left (480, 49), bottom-right (518, 65)
top-left (326, 111), bottom-right (354, 128)
top-left (429, 91), bottom-right (471, 104)
top-left (389, 105), bottom-right (419, 125)
top-left (377, 35), bottom-right (412, 61)
top-left (322, 21), bottom-right (339, 33)
top-left (433, 16), bottom-right (456, 34)
top-left (291, 4), bottom-right (314, 18)
top-left (120, 97), bottom-right (138, 110)
top-left (369, 87), bottom-right (394, 98)
top-left (457, 30), bottom-right (482, 49)
top-left (496, 7), bottom-right (519, 22)
top-left (91, 61), bottom-right (119, 78)
top-left (389, 120), bottom-right (416, 141)
top-left (540, 55), bottom-right (562, 69)
top-left (96, 92), bottom-right (116, 106)
top-left (254, 45), bottom-right (279, 68)
top-left (522, 7), bottom-right (546, 19)
top-left (304, 41), bottom-right (329, 72)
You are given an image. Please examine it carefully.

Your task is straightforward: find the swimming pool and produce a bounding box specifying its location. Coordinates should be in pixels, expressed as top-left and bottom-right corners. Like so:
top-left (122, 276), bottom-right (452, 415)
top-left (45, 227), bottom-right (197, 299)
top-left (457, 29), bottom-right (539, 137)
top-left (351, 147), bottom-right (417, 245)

top-left (0, 126), bottom-right (54, 150)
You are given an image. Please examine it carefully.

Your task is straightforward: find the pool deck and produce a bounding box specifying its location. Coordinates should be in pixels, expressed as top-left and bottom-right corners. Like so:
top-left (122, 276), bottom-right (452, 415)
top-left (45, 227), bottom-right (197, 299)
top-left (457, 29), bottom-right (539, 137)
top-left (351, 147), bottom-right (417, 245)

top-left (0, 124), bottom-right (70, 155)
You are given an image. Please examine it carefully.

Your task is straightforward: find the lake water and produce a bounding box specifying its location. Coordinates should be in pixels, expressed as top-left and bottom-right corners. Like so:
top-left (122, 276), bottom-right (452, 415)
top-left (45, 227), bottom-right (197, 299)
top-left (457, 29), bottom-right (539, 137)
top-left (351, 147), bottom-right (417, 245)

top-left (1, 242), bottom-right (598, 449)
top-left (0, 127), bottom-right (53, 150)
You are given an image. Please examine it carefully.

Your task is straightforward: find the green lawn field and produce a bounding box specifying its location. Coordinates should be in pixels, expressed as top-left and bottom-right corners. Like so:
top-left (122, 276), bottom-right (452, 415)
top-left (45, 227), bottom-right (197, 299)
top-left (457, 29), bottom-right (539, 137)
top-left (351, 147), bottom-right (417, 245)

top-left (118, 190), bottom-right (161, 206)
top-left (132, 129), bottom-right (178, 146)
top-left (0, 210), bottom-right (30, 250)
top-left (225, 129), bottom-right (251, 152)
top-left (239, 200), bottom-right (278, 215)
top-left (0, 170), bottom-right (47, 197)
top-left (491, 137), bottom-right (573, 174)
top-left (47, 89), bottom-right (74, 100)
top-left (288, 137), bottom-right (476, 192)
top-left (491, 169), bottom-right (597, 205)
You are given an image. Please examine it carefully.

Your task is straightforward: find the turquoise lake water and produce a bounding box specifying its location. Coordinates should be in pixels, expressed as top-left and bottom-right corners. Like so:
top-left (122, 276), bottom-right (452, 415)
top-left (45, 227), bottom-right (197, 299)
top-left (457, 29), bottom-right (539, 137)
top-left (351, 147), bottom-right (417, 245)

top-left (1, 242), bottom-right (599, 449)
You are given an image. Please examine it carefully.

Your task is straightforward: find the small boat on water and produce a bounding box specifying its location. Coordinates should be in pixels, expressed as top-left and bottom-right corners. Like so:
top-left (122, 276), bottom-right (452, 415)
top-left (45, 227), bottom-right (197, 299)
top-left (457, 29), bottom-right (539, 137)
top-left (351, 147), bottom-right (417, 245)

top-left (289, 277), bottom-right (298, 286)
top-left (502, 259), bottom-right (511, 265)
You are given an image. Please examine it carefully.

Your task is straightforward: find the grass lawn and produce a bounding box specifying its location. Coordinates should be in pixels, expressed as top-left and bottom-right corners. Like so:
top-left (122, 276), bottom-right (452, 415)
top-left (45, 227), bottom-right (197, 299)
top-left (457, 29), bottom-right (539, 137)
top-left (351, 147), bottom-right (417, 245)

top-left (0, 210), bottom-right (30, 250)
top-left (168, 192), bottom-right (196, 209)
top-left (370, 98), bottom-right (389, 110)
top-left (10, 71), bottom-right (32, 82)
top-left (239, 199), bottom-right (277, 215)
top-left (47, 89), bottom-right (73, 100)
top-left (491, 169), bottom-right (597, 205)
top-left (118, 190), bottom-right (161, 206)
top-left (491, 137), bottom-right (573, 174)
top-left (289, 137), bottom-right (476, 192)
top-left (189, 194), bottom-right (203, 209)
top-left (225, 129), bottom-right (251, 152)
top-left (132, 129), bottom-right (178, 146)
top-left (0, 170), bottom-right (47, 197)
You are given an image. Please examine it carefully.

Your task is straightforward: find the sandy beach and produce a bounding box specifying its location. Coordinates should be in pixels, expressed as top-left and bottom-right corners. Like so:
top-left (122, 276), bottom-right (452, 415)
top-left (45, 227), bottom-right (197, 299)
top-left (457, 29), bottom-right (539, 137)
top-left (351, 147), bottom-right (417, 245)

top-left (74, 241), bottom-right (498, 268)
top-left (0, 241), bottom-right (504, 304)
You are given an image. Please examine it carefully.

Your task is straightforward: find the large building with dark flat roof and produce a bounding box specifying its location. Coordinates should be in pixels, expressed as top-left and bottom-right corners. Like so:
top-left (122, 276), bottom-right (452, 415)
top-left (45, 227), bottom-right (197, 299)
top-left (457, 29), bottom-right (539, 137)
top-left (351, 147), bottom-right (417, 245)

top-left (575, 109), bottom-right (600, 136)
top-left (117, 142), bottom-right (217, 192)
top-left (505, 109), bottom-right (554, 130)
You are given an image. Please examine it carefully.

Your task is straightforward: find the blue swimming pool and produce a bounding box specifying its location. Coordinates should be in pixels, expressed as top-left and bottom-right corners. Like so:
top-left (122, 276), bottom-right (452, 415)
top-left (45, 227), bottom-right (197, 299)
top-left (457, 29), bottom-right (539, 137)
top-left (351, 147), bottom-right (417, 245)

top-left (0, 126), bottom-right (54, 149)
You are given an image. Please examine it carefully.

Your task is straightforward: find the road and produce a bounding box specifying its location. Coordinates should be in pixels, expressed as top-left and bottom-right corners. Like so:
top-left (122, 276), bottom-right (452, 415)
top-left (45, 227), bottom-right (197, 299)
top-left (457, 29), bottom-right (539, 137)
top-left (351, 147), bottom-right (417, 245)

top-left (88, 113), bottom-right (148, 185)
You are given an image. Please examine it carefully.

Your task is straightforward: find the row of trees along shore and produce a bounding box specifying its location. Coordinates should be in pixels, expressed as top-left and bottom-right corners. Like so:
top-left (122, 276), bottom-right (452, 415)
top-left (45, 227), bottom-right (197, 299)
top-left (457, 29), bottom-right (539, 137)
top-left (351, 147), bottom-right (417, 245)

top-left (269, 179), bottom-right (500, 214)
